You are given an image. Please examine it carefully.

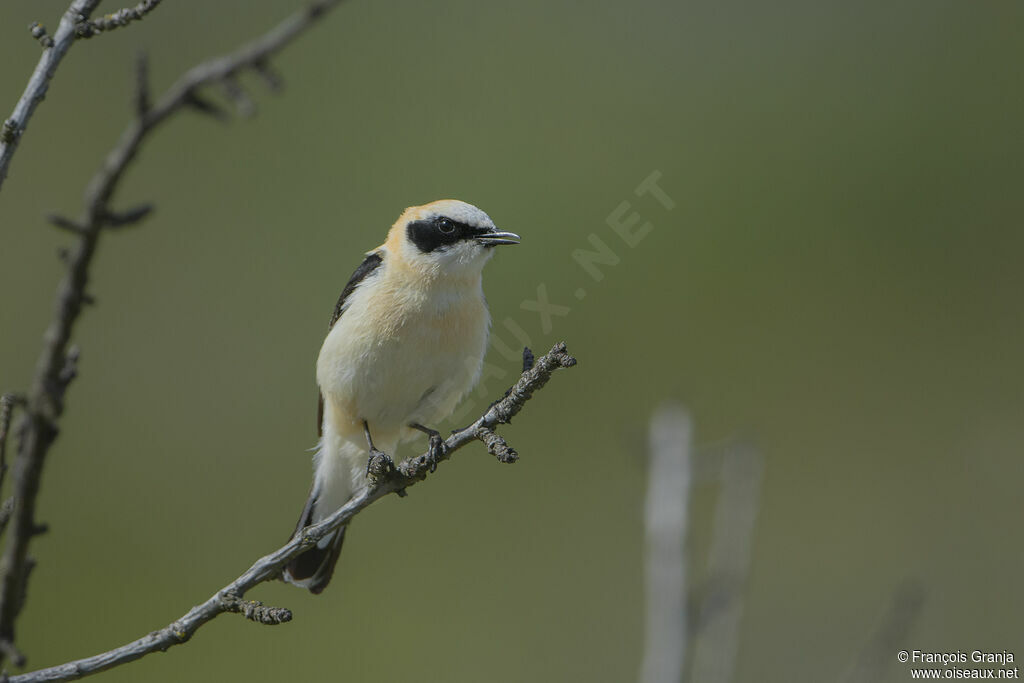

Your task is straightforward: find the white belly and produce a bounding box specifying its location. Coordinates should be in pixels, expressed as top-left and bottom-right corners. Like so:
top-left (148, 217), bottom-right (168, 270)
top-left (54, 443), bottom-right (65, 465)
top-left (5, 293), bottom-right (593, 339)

top-left (316, 272), bottom-right (488, 452)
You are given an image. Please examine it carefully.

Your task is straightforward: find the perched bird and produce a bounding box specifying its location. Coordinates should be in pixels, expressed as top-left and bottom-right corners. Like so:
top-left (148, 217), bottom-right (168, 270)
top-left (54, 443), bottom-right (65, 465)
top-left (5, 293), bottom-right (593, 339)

top-left (283, 199), bottom-right (520, 593)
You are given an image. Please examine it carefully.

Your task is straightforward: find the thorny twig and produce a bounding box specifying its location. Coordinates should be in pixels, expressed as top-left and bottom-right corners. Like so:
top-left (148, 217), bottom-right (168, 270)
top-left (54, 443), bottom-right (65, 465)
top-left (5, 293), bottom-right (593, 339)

top-left (8, 342), bottom-right (576, 683)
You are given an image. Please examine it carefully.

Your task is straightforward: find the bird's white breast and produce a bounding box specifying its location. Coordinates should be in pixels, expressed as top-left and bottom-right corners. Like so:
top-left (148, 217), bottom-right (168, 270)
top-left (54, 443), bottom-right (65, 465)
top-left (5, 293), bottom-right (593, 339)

top-left (316, 260), bottom-right (489, 453)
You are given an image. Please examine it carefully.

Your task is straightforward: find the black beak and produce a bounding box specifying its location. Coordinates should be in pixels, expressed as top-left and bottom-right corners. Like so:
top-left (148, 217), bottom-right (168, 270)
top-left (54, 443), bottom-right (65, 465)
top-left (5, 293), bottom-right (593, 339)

top-left (475, 230), bottom-right (521, 246)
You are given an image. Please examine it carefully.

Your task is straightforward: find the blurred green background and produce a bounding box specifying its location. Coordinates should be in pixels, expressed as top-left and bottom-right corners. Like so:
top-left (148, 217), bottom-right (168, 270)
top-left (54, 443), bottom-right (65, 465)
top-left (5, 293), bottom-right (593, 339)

top-left (2, 1), bottom-right (1023, 681)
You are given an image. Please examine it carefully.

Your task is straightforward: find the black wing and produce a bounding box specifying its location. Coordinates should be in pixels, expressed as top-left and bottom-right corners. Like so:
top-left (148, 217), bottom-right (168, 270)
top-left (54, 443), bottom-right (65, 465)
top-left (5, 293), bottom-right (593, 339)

top-left (317, 252), bottom-right (384, 436)
top-left (327, 252), bottom-right (383, 330)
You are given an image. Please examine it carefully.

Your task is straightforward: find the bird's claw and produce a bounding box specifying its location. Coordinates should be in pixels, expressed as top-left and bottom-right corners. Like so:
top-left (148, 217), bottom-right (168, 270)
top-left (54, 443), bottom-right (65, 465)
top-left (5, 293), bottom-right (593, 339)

top-left (366, 448), bottom-right (395, 480)
top-left (409, 423), bottom-right (446, 474)
top-left (425, 433), bottom-right (445, 473)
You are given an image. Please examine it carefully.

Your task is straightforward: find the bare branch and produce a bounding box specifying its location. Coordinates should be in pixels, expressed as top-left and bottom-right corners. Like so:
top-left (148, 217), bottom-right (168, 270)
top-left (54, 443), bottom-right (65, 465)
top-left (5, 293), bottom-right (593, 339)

top-left (46, 215), bottom-right (84, 236)
top-left (102, 204), bottom-right (154, 229)
top-left (0, 0), bottom-right (103, 193)
top-left (476, 426), bottom-right (518, 464)
top-left (220, 596), bottom-right (292, 626)
top-left (182, 92), bottom-right (229, 122)
top-left (80, 0), bottom-right (347, 227)
top-left (0, 0), bottom-right (347, 669)
top-left (221, 79), bottom-right (256, 118)
top-left (134, 52), bottom-right (150, 118)
top-left (0, 394), bottom-right (25, 491)
top-left (0, 637), bottom-right (26, 668)
top-left (0, 393), bottom-right (24, 547)
top-left (8, 343), bottom-right (576, 683)
top-left (74, 0), bottom-right (163, 38)
top-left (252, 60), bottom-right (284, 93)
top-left (0, 499), bottom-right (15, 539)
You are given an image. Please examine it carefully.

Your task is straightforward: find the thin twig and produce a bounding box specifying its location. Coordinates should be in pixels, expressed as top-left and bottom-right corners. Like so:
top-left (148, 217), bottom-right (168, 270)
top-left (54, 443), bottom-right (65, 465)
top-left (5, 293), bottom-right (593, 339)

top-left (0, 0), bottom-right (347, 669)
top-left (0, 392), bottom-right (16, 540)
top-left (81, 0), bottom-right (346, 226)
top-left (102, 204), bottom-right (154, 229)
top-left (134, 52), bottom-right (150, 118)
top-left (0, 0), bottom-right (102, 192)
top-left (0, 636), bottom-right (26, 668)
top-left (220, 595), bottom-right (292, 626)
top-left (0, 499), bottom-right (15, 539)
top-left (0, 394), bottom-right (25, 492)
top-left (221, 79), bottom-right (256, 118)
top-left (252, 60), bottom-right (284, 92)
top-left (45, 215), bottom-right (84, 236)
top-left (476, 426), bottom-right (518, 464)
top-left (74, 0), bottom-right (163, 38)
top-left (8, 342), bottom-right (576, 683)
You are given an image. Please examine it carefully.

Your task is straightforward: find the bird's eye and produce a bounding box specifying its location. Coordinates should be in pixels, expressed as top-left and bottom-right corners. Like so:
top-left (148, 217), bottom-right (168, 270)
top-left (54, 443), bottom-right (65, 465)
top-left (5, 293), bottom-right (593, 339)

top-left (437, 218), bottom-right (455, 234)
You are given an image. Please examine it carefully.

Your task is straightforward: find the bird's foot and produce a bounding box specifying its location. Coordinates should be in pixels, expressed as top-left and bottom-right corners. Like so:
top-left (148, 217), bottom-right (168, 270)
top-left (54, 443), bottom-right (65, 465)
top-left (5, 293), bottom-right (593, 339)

top-left (410, 423), bottom-right (446, 473)
top-left (425, 433), bottom-right (445, 473)
top-left (366, 448), bottom-right (395, 479)
top-left (362, 419), bottom-right (406, 495)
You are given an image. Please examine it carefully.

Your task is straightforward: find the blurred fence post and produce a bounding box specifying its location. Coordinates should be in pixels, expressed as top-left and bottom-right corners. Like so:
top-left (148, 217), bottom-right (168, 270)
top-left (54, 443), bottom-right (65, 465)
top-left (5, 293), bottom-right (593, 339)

top-left (640, 403), bottom-right (693, 683)
top-left (688, 444), bottom-right (763, 683)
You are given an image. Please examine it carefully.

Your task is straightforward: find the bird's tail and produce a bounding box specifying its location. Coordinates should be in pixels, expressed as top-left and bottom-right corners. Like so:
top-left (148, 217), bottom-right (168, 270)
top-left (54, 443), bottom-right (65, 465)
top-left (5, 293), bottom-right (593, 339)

top-left (283, 437), bottom-right (363, 594)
